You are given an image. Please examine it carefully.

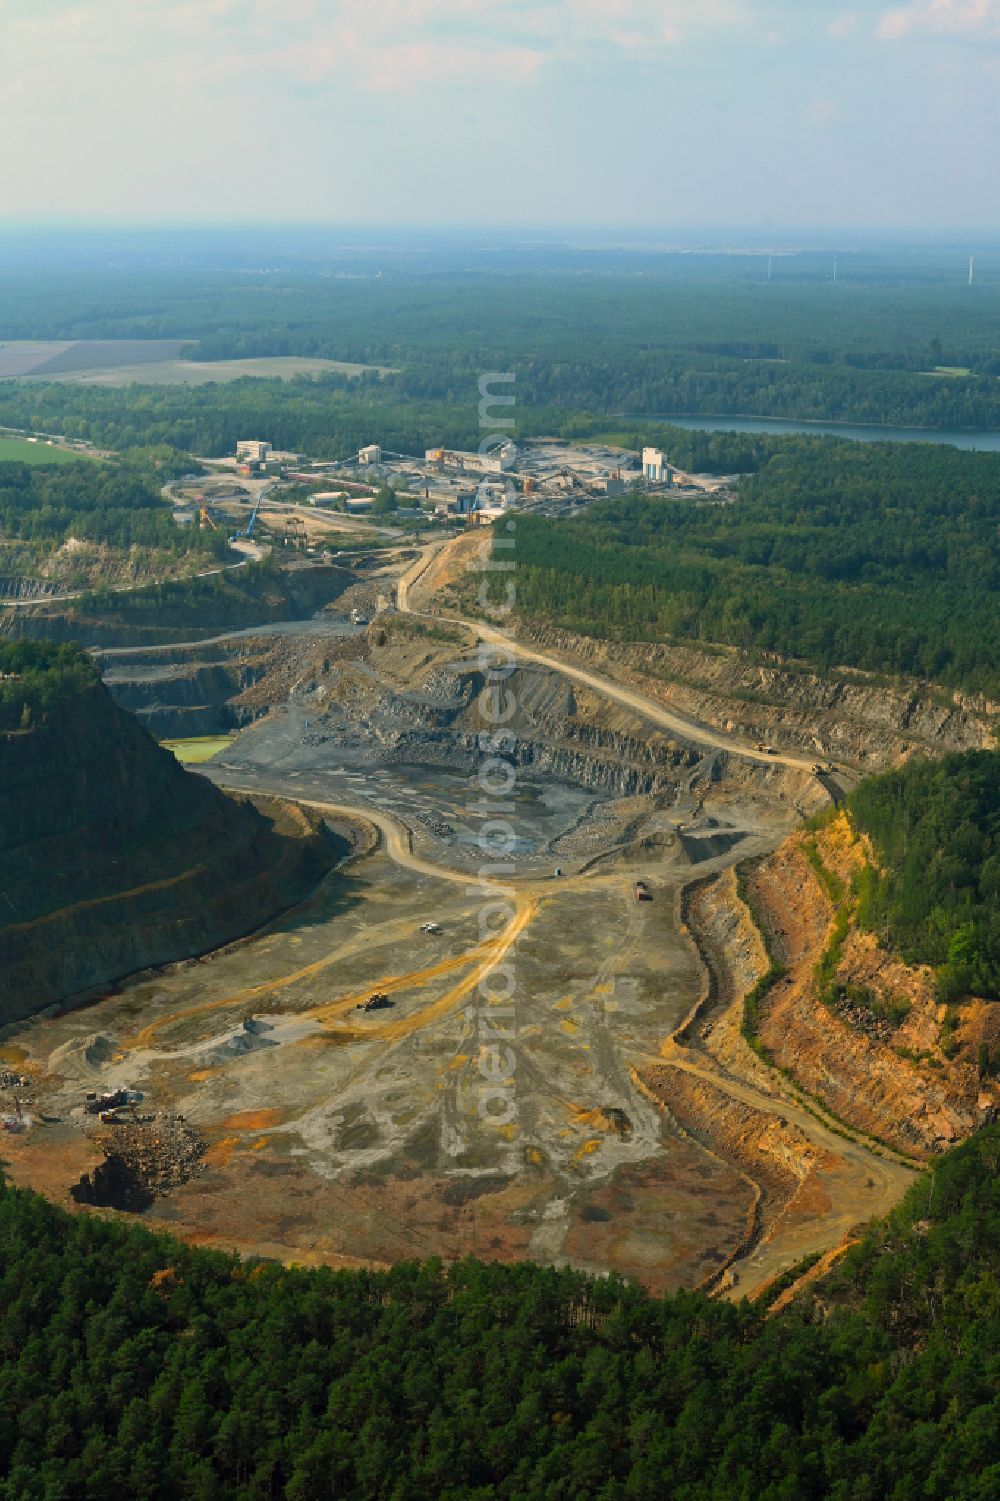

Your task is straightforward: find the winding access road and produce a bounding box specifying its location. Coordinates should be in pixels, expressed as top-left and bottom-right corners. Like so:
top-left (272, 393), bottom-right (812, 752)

top-left (396, 535), bottom-right (822, 774)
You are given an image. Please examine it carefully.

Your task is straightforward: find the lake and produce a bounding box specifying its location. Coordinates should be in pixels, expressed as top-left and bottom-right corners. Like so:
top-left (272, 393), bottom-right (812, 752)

top-left (634, 414), bottom-right (1000, 451)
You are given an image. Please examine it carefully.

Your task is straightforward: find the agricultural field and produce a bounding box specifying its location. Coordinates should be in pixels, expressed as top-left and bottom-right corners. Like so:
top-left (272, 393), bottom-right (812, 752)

top-left (0, 435), bottom-right (83, 465)
top-left (0, 339), bottom-right (392, 388)
top-left (0, 339), bottom-right (189, 378)
top-left (41, 355), bottom-right (394, 386)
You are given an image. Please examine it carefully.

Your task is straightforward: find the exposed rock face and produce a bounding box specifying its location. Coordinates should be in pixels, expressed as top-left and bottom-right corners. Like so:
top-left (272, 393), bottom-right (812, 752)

top-left (0, 681), bottom-right (336, 1026)
top-left (2, 562), bottom-right (355, 649)
top-left (271, 646), bottom-right (716, 799)
top-left (735, 823), bottom-right (999, 1158)
top-left (0, 577), bottom-right (59, 603)
top-left (103, 649), bottom-right (265, 738)
top-left (514, 623), bottom-right (996, 771)
top-left (195, 618), bottom-right (824, 821)
top-left (641, 1064), bottom-right (829, 1226)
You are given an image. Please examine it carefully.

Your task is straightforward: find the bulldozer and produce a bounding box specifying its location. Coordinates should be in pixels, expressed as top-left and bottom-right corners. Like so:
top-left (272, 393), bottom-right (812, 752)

top-left (357, 993), bottom-right (394, 1013)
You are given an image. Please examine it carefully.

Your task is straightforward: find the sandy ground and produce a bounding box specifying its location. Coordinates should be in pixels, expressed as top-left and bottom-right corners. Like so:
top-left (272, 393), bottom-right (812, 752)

top-left (0, 541), bottom-right (921, 1297)
top-left (3, 769), bottom-right (769, 1294)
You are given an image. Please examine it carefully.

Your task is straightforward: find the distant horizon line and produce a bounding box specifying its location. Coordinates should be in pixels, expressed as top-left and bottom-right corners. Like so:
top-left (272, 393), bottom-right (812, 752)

top-left (1, 219), bottom-right (999, 249)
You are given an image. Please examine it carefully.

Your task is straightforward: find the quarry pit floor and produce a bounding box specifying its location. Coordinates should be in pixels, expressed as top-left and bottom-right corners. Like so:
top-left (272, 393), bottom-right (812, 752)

top-left (1, 738), bottom-right (800, 1295)
top-left (1, 538), bottom-right (922, 1298)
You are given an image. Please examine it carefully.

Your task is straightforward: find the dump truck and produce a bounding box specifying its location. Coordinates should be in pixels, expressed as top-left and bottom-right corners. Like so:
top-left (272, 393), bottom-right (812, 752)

top-left (85, 1089), bottom-right (129, 1116)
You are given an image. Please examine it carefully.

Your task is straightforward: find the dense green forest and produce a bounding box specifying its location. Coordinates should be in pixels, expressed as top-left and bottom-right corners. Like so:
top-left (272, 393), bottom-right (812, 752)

top-left (0, 460), bottom-right (227, 563)
top-left (2, 247), bottom-right (1000, 431)
top-left (0, 377), bottom-right (475, 466)
top-left (848, 751), bottom-right (1000, 1003)
top-left (0, 1127), bottom-right (997, 1499)
top-left (0, 640), bottom-right (96, 729)
top-left (494, 438), bottom-right (1000, 694)
top-left (0, 375), bottom-right (781, 472)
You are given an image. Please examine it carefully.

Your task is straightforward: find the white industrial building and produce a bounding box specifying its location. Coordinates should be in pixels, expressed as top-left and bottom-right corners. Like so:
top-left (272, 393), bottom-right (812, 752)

top-left (236, 440), bottom-right (272, 463)
top-left (642, 447), bottom-right (671, 484)
top-left (425, 442), bottom-right (517, 475)
top-left (358, 444), bottom-right (382, 466)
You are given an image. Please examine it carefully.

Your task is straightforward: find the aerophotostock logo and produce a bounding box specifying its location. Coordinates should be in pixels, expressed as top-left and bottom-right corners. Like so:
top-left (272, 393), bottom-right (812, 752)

top-left (466, 371), bottom-right (520, 1131)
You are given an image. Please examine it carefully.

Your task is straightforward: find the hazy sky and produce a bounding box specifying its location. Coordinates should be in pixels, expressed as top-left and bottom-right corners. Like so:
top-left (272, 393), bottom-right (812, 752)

top-left (2, 0), bottom-right (999, 230)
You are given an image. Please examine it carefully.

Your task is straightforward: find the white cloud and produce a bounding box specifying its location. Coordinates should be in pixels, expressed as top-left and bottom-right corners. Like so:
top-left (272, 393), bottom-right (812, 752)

top-left (878, 1), bottom-right (1000, 40)
top-left (290, 1), bottom-right (757, 88)
top-left (0, 1), bottom-right (761, 103)
top-left (826, 11), bottom-right (860, 37)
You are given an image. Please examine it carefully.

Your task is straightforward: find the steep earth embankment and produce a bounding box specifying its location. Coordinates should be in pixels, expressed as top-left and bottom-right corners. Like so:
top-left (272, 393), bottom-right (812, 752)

top-left (634, 867), bottom-right (904, 1296)
top-left (0, 561), bottom-right (356, 649)
top-left (226, 614), bottom-right (825, 814)
top-left (742, 818), bottom-right (999, 1158)
top-left (0, 681), bottom-right (338, 1026)
top-left (632, 808), bottom-right (1000, 1294)
top-left (491, 622), bottom-right (996, 773)
top-left (101, 639), bottom-right (270, 738)
top-left (679, 816), bottom-right (999, 1167)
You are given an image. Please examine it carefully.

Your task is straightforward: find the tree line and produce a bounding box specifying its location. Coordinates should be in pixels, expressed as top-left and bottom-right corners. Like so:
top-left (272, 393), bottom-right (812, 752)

top-left (0, 1123), bottom-right (997, 1499)
top-left (0, 459), bottom-right (229, 563)
top-left (0, 640), bottom-right (96, 730)
top-left (497, 437), bottom-right (1000, 695)
top-left (4, 259), bottom-right (1000, 423)
top-left (848, 750), bottom-right (1000, 1004)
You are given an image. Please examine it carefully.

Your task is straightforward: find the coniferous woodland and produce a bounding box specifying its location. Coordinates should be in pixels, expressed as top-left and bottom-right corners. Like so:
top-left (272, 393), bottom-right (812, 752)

top-left (3, 252), bottom-right (1000, 1499)
top-left (2, 258), bottom-right (1000, 431)
top-left (500, 440), bottom-right (1000, 695)
top-left (848, 751), bottom-right (1000, 1004)
top-left (0, 1126), bottom-right (996, 1500)
top-left (0, 640), bottom-right (96, 729)
top-left (0, 460), bottom-right (226, 561)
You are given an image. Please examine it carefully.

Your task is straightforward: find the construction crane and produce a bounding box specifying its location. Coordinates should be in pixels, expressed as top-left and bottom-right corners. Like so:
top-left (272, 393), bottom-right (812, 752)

top-left (245, 491), bottom-right (266, 536)
top-left (229, 485), bottom-right (270, 542)
top-left (198, 503), bottom-right (217, 530)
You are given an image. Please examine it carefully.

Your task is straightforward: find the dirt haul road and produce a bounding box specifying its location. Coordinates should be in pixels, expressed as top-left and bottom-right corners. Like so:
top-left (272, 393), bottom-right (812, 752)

top-left (123, 790), bottom-right (533, 1051)
top-left (190, 788), bottom-right (599, 1048)
top-left (650, 1041), bottom-right (918, 1297)
top-left (396, 537), bottom-right (822, 774)
top-left (198, 785), bottom-right (903, 1298)
top-left (394, 536), bottom-right (910, 1297)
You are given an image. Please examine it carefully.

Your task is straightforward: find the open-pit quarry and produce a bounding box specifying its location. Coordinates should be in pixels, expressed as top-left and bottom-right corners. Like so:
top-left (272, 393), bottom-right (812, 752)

top-left (5, 536), bottom-right (994, 1298)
